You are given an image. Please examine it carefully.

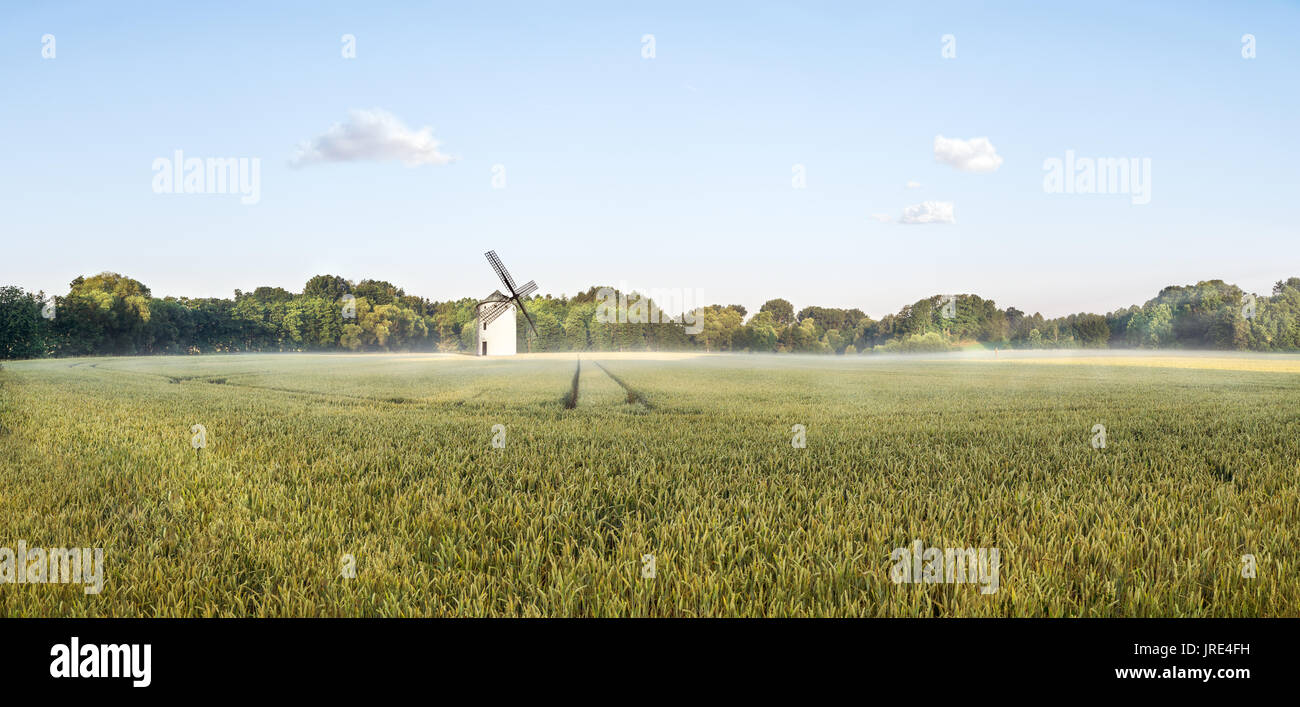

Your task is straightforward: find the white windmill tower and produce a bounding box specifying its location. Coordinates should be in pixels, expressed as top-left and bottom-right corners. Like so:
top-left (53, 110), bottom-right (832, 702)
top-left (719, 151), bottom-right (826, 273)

top-left (476, 250), bottom-right (538, 356)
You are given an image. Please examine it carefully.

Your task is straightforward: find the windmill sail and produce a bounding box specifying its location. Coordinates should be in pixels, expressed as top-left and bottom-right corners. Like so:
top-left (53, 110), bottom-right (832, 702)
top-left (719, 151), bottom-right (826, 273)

top-left (515, 297), bottom-right (537, 334)
top-left (482, 251), bottom-right (538, 335)
top-left (480, 299), bottom-right (513, 326)
top-left (485, 250), bottom-right (517, 293)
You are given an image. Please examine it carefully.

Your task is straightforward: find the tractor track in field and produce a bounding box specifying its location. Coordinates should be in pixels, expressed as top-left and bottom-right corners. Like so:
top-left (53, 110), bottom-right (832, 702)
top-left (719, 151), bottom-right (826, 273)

top-left (77, 364), bottom-right (431, 408)
top-left (75, 363), bottom-right (274, 386)
top-left (196, 377), bottom-right (497, 410)
top-left (71, 361), bottom-right (510, 409)
top-left (202, 379), bottom-right (428, 407)
top-left (562, 357), bottom-right (581, 409)
top-left (591, 360), bottom-right (654, 409)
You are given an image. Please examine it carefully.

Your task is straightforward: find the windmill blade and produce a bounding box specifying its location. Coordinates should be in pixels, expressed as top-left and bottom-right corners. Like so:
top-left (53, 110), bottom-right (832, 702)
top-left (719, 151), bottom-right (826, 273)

top-left (481, 250), bottom-right (538, 338)
top-left (480, 299), bottom-right (512, 326)
top-left (484, 250), bottom-right (517, 293)
top-left (514, 296), bottom-right (538, 335)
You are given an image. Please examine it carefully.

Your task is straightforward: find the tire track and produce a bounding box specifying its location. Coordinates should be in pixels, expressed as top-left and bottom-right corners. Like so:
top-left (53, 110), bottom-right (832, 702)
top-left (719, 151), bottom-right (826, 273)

top-left (590, 360), bottom-right (653, 409)
top-left (562, 357), bottom-right (580, 409)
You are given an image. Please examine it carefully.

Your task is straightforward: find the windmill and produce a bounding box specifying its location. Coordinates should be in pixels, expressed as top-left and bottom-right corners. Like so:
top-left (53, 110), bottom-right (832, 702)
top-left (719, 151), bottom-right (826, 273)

top-left (476, 250), bottom-right (538, 355)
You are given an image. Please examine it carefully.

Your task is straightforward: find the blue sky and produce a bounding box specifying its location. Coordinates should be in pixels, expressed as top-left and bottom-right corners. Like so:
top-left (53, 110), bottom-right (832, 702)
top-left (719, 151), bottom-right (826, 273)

top-left (2, 1), bottom-right (1297, 318)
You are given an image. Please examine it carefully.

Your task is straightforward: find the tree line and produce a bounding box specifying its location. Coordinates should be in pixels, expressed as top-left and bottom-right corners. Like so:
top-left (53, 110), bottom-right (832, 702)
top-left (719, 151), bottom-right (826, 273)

top-left (3, 272), bottom-right (1299, 359)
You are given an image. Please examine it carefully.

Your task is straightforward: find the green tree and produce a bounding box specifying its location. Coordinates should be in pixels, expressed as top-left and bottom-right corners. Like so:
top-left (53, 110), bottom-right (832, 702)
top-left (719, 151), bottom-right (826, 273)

top-left (53, 273), bottom-right (153, 354)
top-left (1072, 313), bottom-right (1111, 348)
top-left (759, 298), bottom-right (795, 327)
top-left (303, 274), bottom-right (352, 301)
top-left (353, 279), bottom-right (405, 305)
top-left (0, 286), bottom-right (47, 359)
top-left (563, 301), bottom-right (596, 351)
top-left (695, 305), bottom-right (745, 351)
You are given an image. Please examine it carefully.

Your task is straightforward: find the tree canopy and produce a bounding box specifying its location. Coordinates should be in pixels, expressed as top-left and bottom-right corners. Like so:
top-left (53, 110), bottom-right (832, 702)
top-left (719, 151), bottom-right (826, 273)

top-left (3, 273), bottom-right (1298, 359)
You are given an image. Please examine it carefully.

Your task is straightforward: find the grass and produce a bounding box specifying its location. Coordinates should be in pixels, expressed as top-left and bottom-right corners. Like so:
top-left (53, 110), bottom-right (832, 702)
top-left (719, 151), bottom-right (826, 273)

top-left (0, 351), bottom-right (1297, 617)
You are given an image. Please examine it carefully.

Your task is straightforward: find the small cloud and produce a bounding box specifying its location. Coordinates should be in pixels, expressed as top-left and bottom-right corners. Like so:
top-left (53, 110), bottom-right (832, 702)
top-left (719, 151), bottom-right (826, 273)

top-left (905, 181), bottom-right (922, 189)
top-left (898, 201), bottom-right (955, 224)
top-left (290, 109), bottom-right (454, 167)
top-left (871, 213), bottom-right (892, 223)
top-left (934, 135), bottom-right (1002, 172)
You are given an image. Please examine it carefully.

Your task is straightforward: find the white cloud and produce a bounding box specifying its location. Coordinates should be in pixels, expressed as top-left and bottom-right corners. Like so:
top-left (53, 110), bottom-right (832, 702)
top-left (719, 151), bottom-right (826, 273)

top-left (290, 109), bottom-right (455, 167)
top-left (933, 135), bottom-right (1002, 172)
top-left (898, 201), bottom-right (955, 224)
top-left (871, 213), bottom-right (892, 223)
top-left (905, 180), bottom-right (921, 189)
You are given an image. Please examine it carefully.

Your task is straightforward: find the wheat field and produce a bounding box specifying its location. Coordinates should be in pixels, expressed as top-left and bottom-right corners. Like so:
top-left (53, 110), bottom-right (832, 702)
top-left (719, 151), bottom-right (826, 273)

top-left (0, 351), bottom-right (1297, 616)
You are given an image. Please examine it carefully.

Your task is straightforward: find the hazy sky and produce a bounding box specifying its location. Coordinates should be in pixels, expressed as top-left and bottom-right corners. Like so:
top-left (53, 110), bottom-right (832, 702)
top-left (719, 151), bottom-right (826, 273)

top-left (2, 1), bottom-right (1297, 318)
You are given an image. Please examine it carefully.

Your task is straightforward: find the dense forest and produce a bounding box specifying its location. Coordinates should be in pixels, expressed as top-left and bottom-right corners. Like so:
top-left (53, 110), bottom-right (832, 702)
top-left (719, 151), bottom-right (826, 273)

top-left (3, 272), bottom-right (1299, 359)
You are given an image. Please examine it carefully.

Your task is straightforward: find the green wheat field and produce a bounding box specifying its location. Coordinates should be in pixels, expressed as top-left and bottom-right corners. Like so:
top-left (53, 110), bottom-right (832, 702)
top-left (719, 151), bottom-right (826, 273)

top-left (1, 351), bottom-right (1297, 617)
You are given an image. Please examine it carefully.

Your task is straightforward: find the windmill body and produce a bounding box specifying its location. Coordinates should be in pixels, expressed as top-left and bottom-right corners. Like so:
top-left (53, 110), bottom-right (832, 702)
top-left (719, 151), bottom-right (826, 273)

top-left (476, 251), bottom-right (537, 356)
top-left (476, 290), bottom-right (517, 356)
